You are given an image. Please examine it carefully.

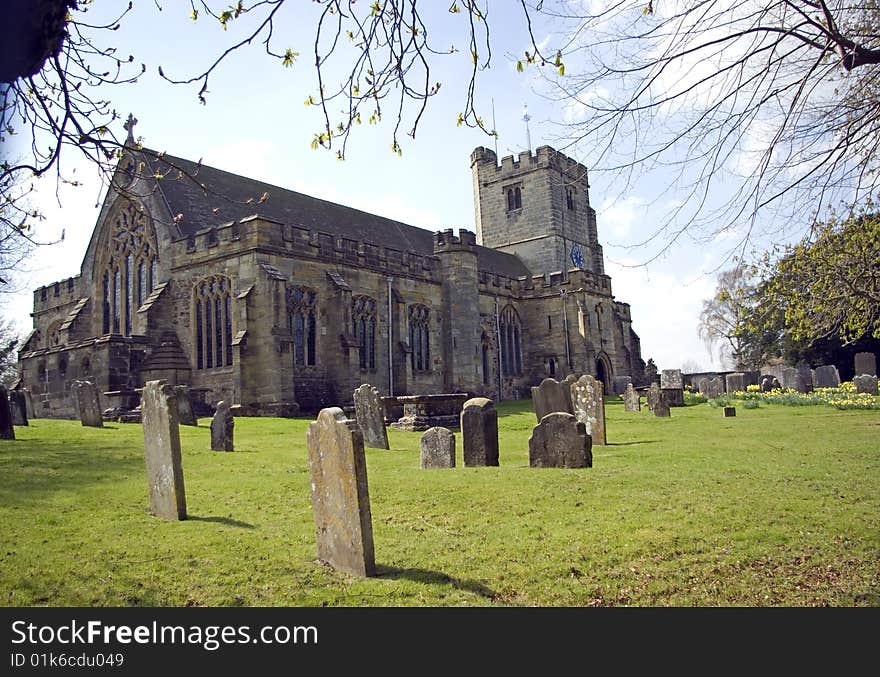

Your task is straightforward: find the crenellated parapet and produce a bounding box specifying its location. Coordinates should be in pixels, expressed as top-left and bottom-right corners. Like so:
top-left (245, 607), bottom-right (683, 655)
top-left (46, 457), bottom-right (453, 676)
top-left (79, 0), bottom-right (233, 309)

top-left (471, 145), bottom-right (590, 185)
top-left (33, 275), bottom-right (82, 314)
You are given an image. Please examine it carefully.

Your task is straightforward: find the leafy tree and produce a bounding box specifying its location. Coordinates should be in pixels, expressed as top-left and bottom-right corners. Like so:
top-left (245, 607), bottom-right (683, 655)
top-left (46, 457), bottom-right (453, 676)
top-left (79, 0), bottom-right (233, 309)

top-left (698, 266), bottom-right (757, 369)
top-left (643, 357), bottom-right (659, 384)
top-left (0, 318), bottom-right (21, 387)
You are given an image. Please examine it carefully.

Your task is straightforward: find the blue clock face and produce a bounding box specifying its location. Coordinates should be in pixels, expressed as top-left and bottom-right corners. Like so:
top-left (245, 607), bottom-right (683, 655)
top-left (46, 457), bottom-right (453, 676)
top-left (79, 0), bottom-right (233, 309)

top-left (570, 244), bottom-right (585, 268)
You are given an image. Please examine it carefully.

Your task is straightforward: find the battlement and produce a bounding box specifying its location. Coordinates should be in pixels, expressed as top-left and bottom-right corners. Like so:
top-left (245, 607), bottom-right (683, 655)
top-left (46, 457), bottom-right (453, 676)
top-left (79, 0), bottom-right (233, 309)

top-left (434, 228), bottom-right (478, 252)
top-left (472, 145), bottom-right (590, 185)
top-left (512, 268), bottom-right (613, 298)
top-left (33, 275), bottom-right (82, 312)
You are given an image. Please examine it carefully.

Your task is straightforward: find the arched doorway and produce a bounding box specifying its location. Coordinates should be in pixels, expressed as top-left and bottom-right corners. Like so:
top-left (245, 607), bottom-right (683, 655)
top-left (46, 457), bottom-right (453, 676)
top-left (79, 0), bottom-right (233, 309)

top-left (596, 354), bottom-right (612, 389)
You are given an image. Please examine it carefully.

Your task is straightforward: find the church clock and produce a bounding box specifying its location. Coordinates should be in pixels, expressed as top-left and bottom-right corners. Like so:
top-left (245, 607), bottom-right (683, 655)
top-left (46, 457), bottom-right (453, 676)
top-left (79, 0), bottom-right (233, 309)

top-left (570, 243), bottom-right (585, 269)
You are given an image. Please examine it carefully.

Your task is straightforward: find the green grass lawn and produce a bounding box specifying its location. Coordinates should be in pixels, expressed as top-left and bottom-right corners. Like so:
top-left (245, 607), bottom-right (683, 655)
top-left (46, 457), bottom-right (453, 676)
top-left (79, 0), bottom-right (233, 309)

top-left (1, 399), bottom-right (877, 606)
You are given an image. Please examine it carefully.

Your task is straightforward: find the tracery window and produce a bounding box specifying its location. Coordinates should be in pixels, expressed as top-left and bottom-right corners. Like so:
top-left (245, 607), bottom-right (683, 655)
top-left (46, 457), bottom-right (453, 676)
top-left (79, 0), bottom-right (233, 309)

top-left (287, 286), bottom-right (317, 366)
top-left (500, 305), bottom-right (523, 376)
top-left (352, 294), bottom-right (377, 371)
top-left (194, 276), bottom-right (233, 369)
top-left (506, 186), bottom-right (522, 211)
top-left (408, 304), bottom-right (431, 372)
top-left (99, 201), bottom-right (158, 335)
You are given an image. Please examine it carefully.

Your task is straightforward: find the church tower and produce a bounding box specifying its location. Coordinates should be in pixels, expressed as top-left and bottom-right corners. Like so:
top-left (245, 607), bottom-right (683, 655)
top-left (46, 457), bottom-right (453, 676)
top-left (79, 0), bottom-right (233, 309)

top-left (470, 146), bottom-right (604, 276)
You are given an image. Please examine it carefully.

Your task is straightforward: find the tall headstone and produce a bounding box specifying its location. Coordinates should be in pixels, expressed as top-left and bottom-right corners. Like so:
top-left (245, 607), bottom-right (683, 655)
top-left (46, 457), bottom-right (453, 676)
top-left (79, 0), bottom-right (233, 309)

top-left (306, 407), bottom-right (376, 577)
top-left (22, 388), bottom-right (35, 420)
top-left (660, 369), bottom-right (684, 407)
top-left (652, 385), bottom-right (671, 417)
top-left (420, 427), bottom-right (455, 469)
top-left (140, 380), bottom-right (187, 521)
top-left (531, 378), bottom-right (572, 421)
top-left (0, 386), bottom-right (14, 440)
top-left (854, 352), bottom-right (877, 377)
top-left (210, 400), bottom-right (235, 451)
top-left (646, 383), bottom-right (662, 411)
top-left (624, 383), bottom-right (641, 412)
top-left (460, 397), bottom-right (499, 467)
top-left (173, 385), bottom-right (198, 426)
top-left (353, 383), bottom-right (390, 450)
top-left (528, 412), bottom-right (592, 468)
top-left (812, 365), bottom-right (841, 388)
top-left (725, 373), bottom-right (745, 394)
top-left (570, 374), bottom-right (606, 445)
top-left (9, 391), bottom-right (28, 426)
top-left (73, 380), bottom-right (103, 428)
top-left (854, 374), bottom-right (879, 395)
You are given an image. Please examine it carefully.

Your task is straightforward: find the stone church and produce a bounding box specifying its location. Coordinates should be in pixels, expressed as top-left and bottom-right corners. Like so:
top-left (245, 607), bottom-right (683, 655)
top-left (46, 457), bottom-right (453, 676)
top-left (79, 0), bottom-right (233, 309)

top-left (17, 138), bottom-right (643, 417)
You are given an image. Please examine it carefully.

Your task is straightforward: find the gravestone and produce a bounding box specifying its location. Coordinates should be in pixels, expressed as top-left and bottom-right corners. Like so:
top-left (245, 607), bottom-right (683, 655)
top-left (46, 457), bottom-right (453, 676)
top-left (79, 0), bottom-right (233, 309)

top-left (306, 407), bottom-right (376, 577)
top-left (531, 378), bottom-right (572, 421)
top-left (9, 391), bottom-right (28, 426)
top-left (725, 373), bottom-right (745, 394)
top-left (528, 412), bottom-right (592, 469)
top-left (460, 397), bottom-right (499, 467)
top-left (660, 369), bottom-right (684, 407)
top-left (141, 380), bottom-right (187, 521)
top-left (653, 390), bottom-right (671, 418)
top-left (210, 400), bottom-right (235, 451)
top-left (570, 374), bottom-right (606, 445)
top-left (781, 367), bottom-right (807, 392)
top-left (420, 427), bottom-right (455, 469)
top-left (561, 374), bottom-right (578, 413)
top-left (702, 376), bottom-right (724, 399)
top-left (73, 380), bottom-right (103, 428)
top-left (353, 384), bottom-right (390, 449)
top-left (812, 365), bottom-right (841, 388)
top-left (22, 388), bottom-right (35, 420)
top-left (0, 387), bottom-right (14, 440)
top-left (646, 383), bottom-right (662, 411)
top-left (723, 406), bottom-right (736, 417)
top-left (854, 352), bottom-right (877, 377)
top-left (854, 374), bottom-right (878, 396)
top-left (173, 385), bottom-right (198, 426)
top-left (624, 383), bottom-right (641, 412)
top-left (760, 375), bottom-right (780, 392)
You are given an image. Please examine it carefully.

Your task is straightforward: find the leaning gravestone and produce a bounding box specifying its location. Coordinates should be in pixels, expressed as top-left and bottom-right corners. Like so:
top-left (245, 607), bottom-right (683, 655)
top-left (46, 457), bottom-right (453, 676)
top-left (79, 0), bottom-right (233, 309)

top-left (353, 383), bottom-right (390, 450)
top-left (306, 407), bottom-right (376, 577)
top-left (0, 386), bottom-right (14, 440)
top-left (854, 374), bottom-right (879, 396)
top-left (624, 383), bottom-right (641, 412)
top-left (528, 412), bottom-right (592, 468)
top-left (702, 376), bottom-right (724, 399)
top-left (73, 380), bottom-right (103, 428)
top-left (725, 373), bottom-right (745, 394)
top-left (210, 400), bottom-right (235, 451)
top-left (646, 383), bottom-right (662, 411)
top-left (173, 385), bottom-right (198, 426)
top-left (141, 380), bottom-right (187, 521)
top-left (22, 388), bottom-right (35, 420)
top-left (570, 374), bottom-right (606, 445)
top-left (854, 352), bottom-right (877, 377)
top-left (531, 378), bottom-right (572, 421)
top-left (420, 427), bottom-right (455, 469)
top-left (812, 365), bottom-right (841, 388)
top-left (9, 391), bottom-right (28, 426)
top-left (460, 397), bottom-right (499, 467)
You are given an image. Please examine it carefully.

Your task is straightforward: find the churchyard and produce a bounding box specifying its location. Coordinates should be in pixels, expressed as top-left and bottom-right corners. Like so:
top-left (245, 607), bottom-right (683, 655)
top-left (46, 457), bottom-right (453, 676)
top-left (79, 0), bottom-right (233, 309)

top-left (0, 395), bottom-right (877, 607)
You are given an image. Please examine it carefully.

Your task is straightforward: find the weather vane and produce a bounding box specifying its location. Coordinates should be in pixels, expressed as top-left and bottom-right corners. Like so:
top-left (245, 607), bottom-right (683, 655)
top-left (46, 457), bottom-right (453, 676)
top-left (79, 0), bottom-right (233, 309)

top-left (522, 104), bottom-right (532, 153)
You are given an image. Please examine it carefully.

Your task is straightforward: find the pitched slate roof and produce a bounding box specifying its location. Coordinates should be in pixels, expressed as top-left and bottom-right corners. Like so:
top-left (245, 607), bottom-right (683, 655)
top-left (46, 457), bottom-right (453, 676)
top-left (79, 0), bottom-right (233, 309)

top-left (141, 151), bottom-right (530, 279)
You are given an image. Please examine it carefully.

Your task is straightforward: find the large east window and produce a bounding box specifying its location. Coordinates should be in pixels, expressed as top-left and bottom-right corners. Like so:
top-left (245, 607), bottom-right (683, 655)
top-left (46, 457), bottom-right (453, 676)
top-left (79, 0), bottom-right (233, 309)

top-left (194, 276), bottom-right (233, 369)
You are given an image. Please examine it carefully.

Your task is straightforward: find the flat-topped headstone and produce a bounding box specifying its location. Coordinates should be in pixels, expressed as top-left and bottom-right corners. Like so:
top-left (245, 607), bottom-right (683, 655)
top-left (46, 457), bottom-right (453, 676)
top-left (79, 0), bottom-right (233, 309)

top-left (420, 427), bottom-right (455, 469)
top-left (780, 367), bottom-right (809, 393)
top-left (812, 365), bottom-right (840, 388)
top-left (570, 374), bottom-right (606, 445)
top-left (723, 406), bottom-right (736, 417)
top-left (854, 374), bottom-right (878, 395)
top-left (760, 375), bottom-right (780, 392)
top-left (173, 385), bottom-right (197, 426)
top-left (210, 400), bottom-right (234, 451)
top-left (660, 369), bottom-right (683, 389)
top-left (624, 383), bottom-right (641, 412)
top-left (353, 383), bottom-right (389, 449)
top-left (460, 397), bottom-right (499, 467)
top-left (724, 373), bottom-right (745, 394)
top-left (73, 380), bottom-right (103, 428)
top-left (141, 380), bottom-right (187, 520)
top-left (9, 391), bottom-right (28, 426)
top-left (854, 352), bottom-right (877, 377)
top-left (307, 407), bottom-right (376, 577)
top-left (22, 388), bottom-right (35, 420)
top-left (651, 384), bottom-right (671, 417)
top-left (528, 412), bottom-right (592, 468)
top-left (531, 378), bottom-right (572, 421)
top-left (0, 387), bottom-right (14, 440)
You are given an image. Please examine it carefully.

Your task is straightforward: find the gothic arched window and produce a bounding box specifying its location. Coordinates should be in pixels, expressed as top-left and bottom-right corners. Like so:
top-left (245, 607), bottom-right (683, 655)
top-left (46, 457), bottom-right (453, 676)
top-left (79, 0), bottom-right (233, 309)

top-left (408, 304), bottom-right (431, 372)
top-left (500, 305), bottom-right (523, 376)
top-left (98, 201), bottom-right (158, 336)
top-left (506, 186), bottom-right (523, 212)
top-left (194, 276), bottom-right (234, 370)
top-left (287, 286), bottom-right (317, 366)
top-left (352, 294), bottom-right (377, 371)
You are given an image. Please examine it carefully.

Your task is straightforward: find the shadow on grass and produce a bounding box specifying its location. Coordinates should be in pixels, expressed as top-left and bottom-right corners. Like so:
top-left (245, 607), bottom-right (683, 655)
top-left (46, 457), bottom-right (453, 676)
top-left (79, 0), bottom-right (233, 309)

top-left (604, 440), bottom-right (659, 446)
top-left (188, 515), bottom-right (256, 529)
top-left (376, 565), bottom-right (496, 598)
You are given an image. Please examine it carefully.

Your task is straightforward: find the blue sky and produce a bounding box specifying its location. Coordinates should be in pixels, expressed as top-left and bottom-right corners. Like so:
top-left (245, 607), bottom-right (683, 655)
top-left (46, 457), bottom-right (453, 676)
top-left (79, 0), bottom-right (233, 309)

top-left (1, 1), bottom-right (768, 372)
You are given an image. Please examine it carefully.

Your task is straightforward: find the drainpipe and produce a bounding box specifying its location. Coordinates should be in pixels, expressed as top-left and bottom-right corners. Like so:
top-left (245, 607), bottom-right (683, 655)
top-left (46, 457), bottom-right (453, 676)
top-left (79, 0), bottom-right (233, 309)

top-left (561, 289), bottom-right (571, 371)
top-left (494, 296), bottom-right (502, 400)
top-left (387, 276), bottom-right (394, 396)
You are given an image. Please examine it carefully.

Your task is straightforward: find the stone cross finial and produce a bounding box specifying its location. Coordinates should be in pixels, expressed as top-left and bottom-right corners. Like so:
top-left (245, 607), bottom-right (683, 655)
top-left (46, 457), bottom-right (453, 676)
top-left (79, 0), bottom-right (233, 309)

top-left (123, 113), bottom-right (138, 144)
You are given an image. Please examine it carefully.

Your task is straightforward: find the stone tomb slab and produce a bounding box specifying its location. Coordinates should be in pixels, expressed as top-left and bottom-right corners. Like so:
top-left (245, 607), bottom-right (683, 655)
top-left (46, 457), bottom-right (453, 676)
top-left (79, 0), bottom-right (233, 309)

top-left (353, 383), bottom-right (390, 449)
top-left (306, 407), bottom-right (376, 577)
top-left (420, 427), bottom-right (455, 469)
top-left (141, 380), bottom-right (187, 521)
top-left (529, 412), bottom-right (592, 469)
